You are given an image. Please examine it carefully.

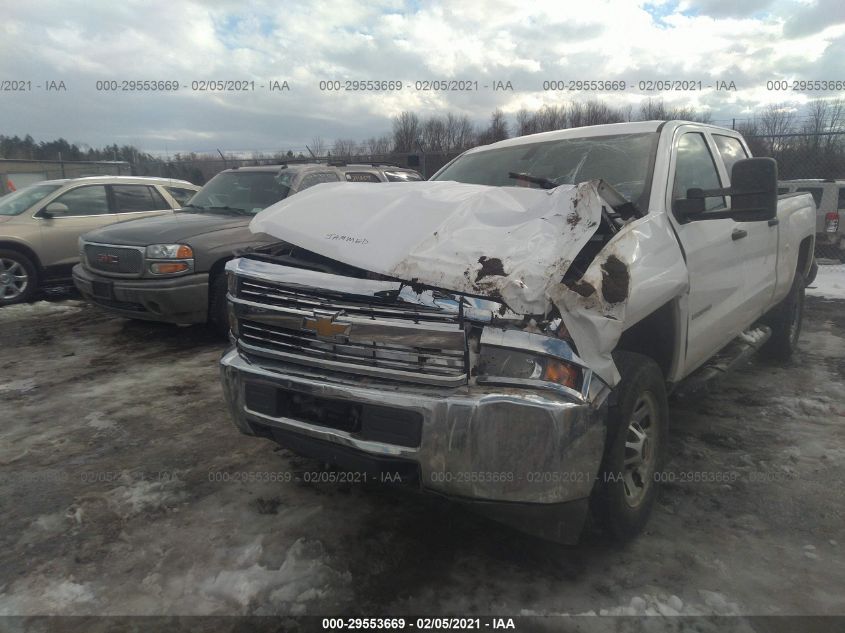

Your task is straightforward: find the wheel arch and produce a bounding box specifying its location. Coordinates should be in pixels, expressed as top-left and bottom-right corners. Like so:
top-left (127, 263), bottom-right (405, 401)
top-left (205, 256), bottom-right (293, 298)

top-left (613, 299), bottom-right (681, 382)
top-left (796, 235), bottom-right (814, 279)
top-left (0, 240), bottom-right (43, 273)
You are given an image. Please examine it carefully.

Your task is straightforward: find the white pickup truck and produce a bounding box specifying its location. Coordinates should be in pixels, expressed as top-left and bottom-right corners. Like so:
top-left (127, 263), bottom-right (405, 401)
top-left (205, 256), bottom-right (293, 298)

top-left (219, 121), bottom-right (815, 542)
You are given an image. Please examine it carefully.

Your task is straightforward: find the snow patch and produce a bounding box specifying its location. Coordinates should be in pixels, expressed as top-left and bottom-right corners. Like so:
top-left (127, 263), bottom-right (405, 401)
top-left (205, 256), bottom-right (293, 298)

top-left (199, 538), bottom-right (351, 613)
top-left (0, 580), bottom-right (95, 615)
top-left (0, 300), bottom-right (83, 319)
top-left (85, 411), bottom-right (116, 431)
top-left (0, 378), bottom-right (36, 393)
top-left (105, 478), bottom-right (186, 518)
top-left (807, 264), bottom-right (845, 300)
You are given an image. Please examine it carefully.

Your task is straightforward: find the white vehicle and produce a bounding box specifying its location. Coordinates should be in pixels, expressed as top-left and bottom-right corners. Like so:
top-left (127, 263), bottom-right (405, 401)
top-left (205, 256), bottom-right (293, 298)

top-left (778, 178), bottom-right (845, 260)
top-left (219, 121), bottom-right (816, 542)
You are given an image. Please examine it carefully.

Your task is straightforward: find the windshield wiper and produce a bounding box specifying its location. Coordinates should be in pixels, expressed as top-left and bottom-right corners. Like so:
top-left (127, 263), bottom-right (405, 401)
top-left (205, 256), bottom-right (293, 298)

top-left (180, 203), bottom-right (207, 211)
top-left (508, 171), bottom-right (560, 189)
top-left (508, 172), bottom-right (559, 189)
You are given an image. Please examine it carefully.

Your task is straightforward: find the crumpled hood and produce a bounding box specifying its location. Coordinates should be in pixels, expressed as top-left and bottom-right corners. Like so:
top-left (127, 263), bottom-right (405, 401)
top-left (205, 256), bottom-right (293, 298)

top-left (251, 180), bottom-right (605, 315)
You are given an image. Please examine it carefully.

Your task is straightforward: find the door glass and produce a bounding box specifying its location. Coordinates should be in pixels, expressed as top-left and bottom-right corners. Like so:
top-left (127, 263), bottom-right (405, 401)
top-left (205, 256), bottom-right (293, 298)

top-left (796, 187), bottom-right (823, 208)
top-left (112, 185), bottom-right (167, 213)
top-left (51, 185), bottom-right (109, 216)
top-left (299, 172), bottom-right (340, 191)
top-left (673, 133), bottom-right (725, 211)
top-left (837, 187), bottom-right (845, 210)
top-left (165, 186), bottom-right (197, 206)
top-left (713, 135), bottom-right (748, 176)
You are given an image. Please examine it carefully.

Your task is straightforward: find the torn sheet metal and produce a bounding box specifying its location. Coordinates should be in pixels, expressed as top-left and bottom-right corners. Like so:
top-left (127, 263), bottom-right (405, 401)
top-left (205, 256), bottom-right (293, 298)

top-left (251, 180), bottom-right (604, 315)
top-left (549, 213), bottom-right (689, 385)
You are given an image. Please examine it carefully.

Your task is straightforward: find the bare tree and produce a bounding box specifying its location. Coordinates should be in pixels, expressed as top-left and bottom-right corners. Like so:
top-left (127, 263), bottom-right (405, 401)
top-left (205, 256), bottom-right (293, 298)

top-left (515, 108), bottom-right (539, 135)
top-left (421, 116), bottom-right (447, 152)
top-left (364, 135), bottom-right (392, 156)
top-left (536, 104), bottom-right (566, 131)
top-left (332, 138), bottom-right (358, 160)
top-left (452, 114), bottom-right (476, 150)
top-left (477, 109), bottom-right (509, 145)
top-left (443, 112), bottom-right (474, 151)
top-left (310, 136), bottom-right (326, 157)
top-left (760, 104), bottom-right (796, 156)
top-left (392, 111), bottom-right (421, 152)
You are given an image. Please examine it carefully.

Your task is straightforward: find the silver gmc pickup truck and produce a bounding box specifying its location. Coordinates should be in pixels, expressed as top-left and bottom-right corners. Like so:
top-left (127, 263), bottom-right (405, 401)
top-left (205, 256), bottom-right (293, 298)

top-left (219, 121), bottom-right (815, 542)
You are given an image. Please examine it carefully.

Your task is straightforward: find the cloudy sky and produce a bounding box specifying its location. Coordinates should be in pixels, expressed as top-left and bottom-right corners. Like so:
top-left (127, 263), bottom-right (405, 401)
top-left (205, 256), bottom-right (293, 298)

top-left (1, 0), bottom-right (844, 154)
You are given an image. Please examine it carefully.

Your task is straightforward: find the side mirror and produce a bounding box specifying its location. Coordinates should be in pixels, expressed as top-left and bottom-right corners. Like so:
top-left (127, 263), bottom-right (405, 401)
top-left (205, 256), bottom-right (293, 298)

top-left (41, 201), bottom-right (69, 218)
top-left (673, 157), bottom-right (778, 223)
top-left (726, 157), bottom-right (778, 221)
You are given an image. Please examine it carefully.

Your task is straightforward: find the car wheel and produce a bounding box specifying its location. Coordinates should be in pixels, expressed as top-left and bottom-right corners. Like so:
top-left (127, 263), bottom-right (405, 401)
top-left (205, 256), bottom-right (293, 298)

top-left (0, 249), bottom-right (38, 306)
top-left (208, 272), bottom-right (230, 337)
top-left (592, 351), bottom-right (669, 541)
top-left (762, 271), bottom-right (805, 361)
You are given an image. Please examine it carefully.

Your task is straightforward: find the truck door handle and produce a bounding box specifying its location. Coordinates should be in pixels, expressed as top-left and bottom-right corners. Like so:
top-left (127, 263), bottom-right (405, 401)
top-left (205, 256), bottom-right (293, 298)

top-left (768, 218), bottom-right (779, 227)
top-left (732, 229), bottom-right (748, 241)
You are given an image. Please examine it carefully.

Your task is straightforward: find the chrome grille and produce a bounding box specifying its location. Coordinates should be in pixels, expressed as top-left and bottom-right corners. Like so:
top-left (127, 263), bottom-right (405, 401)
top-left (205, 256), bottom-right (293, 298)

top-left (84, 244), bottom-right (143, 275)
top-left (233, 272), bottom-right (468, 386)
top-left (240, 319), bottom-right (465, 378)
top-left (239, 277), bottom-right (458, 322)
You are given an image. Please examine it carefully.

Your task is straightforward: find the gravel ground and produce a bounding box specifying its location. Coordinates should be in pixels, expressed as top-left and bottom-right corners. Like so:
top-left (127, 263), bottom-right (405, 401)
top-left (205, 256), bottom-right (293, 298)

top-left (0, 283), bottom-right (843, 624)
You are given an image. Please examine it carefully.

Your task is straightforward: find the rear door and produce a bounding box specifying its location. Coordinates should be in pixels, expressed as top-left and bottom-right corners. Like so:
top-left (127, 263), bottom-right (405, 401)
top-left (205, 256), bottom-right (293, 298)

top-left (711, 133), bottom-right (778, 323)
top-left (668, 130), bottom-right (750, 374)
top-left (110, 184), bottom-right (173, 220)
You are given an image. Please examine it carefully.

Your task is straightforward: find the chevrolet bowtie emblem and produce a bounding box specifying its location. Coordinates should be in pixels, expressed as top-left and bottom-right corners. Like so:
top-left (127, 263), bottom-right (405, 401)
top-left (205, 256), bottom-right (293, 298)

top-left (303, 314), bottom-right (351, 339)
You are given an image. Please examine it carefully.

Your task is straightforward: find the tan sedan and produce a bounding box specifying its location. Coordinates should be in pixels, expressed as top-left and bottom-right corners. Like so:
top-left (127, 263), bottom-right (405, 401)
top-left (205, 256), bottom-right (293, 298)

top-left (0, 176), bottom-right (199, 305)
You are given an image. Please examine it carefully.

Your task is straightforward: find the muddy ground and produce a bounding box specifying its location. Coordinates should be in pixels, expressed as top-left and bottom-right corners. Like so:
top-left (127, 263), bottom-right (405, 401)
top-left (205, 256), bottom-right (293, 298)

top-left (0, 283), bottom-right (843, 627)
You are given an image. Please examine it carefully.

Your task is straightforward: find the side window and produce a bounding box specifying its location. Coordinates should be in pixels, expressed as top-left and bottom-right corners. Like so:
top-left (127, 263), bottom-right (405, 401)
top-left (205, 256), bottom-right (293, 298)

top-left (838, 187), bottom-right (845, 210)
top-left (50, 185), bottom-right (110, 216)
top-left (672, 133), bottom-right (725, 212)
top-left (796, 187), bottom-right (823, 208)
top-left (111, 185), bottom-right (167, 213)
top-left (344, 172), bottom-right (382, 183)
top-left (777, 187), bottom-right (790, 195)
top-left (299, 172), bottom-right (341, 191)
top-left (165, 186), bottom-right (197, 206)
top-left (385, 171), bottom-right (423, 182)
top-left (713, 135), bottom-right (749, 177)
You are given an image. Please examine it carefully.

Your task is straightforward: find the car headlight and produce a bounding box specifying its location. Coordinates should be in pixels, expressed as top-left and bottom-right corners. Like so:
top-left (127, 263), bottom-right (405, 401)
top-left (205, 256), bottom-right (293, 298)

top-left (146, 244), bottom-right (193, 259)
top-left (477, 346), bottom-right (582, 392)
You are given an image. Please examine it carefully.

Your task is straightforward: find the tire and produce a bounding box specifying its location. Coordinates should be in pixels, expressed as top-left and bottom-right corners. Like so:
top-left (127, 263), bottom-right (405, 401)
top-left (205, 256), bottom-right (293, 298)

top-left (761, 271), bottom-right (805, 361)
top-left (208, 272), bottom-right (230, 337)
top-left (592, 351), bottom-right (669, 541)
top-left (0, 249), bottom-right (38, 306)
top-left (806, 259), bottom-right (818, 286)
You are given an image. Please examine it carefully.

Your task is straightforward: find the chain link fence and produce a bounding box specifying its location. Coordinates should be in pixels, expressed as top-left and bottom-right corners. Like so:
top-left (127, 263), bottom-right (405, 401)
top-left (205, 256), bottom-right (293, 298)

top-left (746, 132), bottom-right (845, 261)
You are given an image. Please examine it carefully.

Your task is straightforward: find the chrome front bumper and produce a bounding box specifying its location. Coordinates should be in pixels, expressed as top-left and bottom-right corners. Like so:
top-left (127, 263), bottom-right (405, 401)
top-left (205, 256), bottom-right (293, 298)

top-left (220, 348), bottom-right (607, 507)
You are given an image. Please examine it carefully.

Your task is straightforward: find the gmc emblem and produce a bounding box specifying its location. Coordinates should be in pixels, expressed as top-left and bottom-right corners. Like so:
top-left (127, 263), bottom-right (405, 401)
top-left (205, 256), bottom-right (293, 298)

top-left (96, 253), bottom-right (120, 264)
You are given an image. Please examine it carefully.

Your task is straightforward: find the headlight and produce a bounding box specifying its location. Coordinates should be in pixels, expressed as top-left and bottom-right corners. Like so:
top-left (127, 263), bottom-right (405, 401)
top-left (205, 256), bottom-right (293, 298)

top-left (146, 244), bottom-right (193, 259)
top-left (478, 346), bottom-right (582, 391)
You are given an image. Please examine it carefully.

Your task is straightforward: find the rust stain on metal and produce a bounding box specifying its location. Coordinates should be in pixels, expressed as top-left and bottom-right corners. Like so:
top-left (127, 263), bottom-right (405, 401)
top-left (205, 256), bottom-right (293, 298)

top-left (475, 256), bottom-right (506, 283)
top-left (601, 255), bottom-right (629, 303)
top-left (564, 279), bottom-right (596, 297)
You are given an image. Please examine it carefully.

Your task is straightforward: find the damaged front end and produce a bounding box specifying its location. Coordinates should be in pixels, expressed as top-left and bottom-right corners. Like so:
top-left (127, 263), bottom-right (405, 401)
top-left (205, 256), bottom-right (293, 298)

top-left (220, 179), bottom-right (676, 542)
top-left (220, 255), bottom-right (612, 542)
